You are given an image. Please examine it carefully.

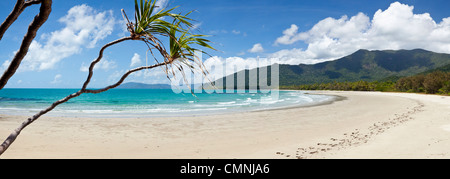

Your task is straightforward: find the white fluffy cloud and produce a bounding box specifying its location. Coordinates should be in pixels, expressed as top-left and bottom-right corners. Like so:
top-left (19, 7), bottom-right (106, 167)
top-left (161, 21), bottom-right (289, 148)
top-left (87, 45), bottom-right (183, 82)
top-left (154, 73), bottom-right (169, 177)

top-left (80, 59), bottom-right (117, 72)
top-left (109, 67), bottom-right (168, 85)
top-left (50, 74), bottom-right (62, 84)
top-left (125, 55), bottom-right (278, 85)
top-left (248, 43), bottom-right (264, 53)
top-left (18, 4), bottom-right (115, 72)
top-left (272, 2), bottom-right (450, 64)
top-left (193, 56), bottom-right (275, 82)
top-left (0, 60), bottom-right (9, 73)
top-left (185, 1), bottom-right (450, 84)
top-left (274, 24), bottom-right (301, 45)
top-left (130, 53), bottom-right (142, 67)
top-left (155, 0), bottom-right (169, 12)
top-left (109, 1), bottom-right (450, 85)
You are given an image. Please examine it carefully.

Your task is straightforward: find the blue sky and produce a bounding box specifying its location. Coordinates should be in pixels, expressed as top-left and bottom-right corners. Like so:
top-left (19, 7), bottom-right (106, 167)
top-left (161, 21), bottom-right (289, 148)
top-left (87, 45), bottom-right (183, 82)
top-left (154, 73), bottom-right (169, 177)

top-left (1, 0), bottom-right (450, 88)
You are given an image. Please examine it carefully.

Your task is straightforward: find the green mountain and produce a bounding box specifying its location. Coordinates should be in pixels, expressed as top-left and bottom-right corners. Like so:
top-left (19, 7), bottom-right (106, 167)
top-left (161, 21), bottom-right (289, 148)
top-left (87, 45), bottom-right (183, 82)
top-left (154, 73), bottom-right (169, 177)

top-left (213, 49), bottom-right (450, 88)
top-left (421, 63), bottom-right (450, 74)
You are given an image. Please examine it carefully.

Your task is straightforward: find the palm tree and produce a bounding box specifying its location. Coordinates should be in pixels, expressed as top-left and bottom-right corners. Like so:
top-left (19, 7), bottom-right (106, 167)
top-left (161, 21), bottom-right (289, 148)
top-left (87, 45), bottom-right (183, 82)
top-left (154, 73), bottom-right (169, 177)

top-left (0, 0), bottom-right (214, 156)
top-left (166, 19), bottom-right (215, 87)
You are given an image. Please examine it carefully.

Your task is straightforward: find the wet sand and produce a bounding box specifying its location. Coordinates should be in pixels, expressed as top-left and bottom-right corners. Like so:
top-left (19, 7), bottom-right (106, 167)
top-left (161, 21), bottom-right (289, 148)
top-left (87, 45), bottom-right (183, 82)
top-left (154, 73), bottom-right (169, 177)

top-left (0, 91), bottom-right (449, 159)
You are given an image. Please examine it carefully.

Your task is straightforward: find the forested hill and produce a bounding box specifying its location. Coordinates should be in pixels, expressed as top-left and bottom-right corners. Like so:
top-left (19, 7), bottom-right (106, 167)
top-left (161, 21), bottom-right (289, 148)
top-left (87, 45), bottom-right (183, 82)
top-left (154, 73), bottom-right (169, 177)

top-left (280, 49), bottom-right (450, 85)
top-left (213, 49), bottom-right (450, 88)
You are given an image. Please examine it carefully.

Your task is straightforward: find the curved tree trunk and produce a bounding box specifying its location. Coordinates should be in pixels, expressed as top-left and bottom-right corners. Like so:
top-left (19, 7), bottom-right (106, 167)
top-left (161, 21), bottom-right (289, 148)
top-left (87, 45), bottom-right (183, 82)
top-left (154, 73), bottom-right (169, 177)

top-left (0, 91), bottom-right (83, 155)
top-left (0, 36), bottom-right (170, 156)
top-left (0, 0), bottom-right (202, 156)
top-left (0, 0), bottom-right (25, 40)
top-left (0, 0), bottom-right (52, 90)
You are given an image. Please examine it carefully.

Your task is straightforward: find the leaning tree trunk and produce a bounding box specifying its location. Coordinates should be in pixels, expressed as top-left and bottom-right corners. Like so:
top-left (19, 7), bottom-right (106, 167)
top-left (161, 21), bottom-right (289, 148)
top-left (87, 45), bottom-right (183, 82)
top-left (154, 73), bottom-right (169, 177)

top-left (0, 91), bottom-right (83, 155)
top-left (0, 0), bottom-right (52, 90)
top-left (0, 36), bottom-right (168, 156)
top-left (0, 0), bottom-right (25, 40)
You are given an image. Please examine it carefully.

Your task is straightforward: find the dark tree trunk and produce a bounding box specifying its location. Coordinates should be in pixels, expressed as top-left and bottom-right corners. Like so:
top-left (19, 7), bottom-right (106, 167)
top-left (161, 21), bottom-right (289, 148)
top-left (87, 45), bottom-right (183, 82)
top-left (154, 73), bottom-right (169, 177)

top-left (0, 0), bottom-right (52, 90)
top-left (0, 36), bottom-right (170, 156)
top-left (0, 0), bottom-right (25, 40)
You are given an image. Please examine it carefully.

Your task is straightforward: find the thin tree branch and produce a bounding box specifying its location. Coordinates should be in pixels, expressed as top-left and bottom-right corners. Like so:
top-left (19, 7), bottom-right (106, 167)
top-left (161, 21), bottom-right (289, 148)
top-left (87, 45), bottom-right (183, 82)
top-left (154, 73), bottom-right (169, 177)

top-left (84, 62), bottom-right (168, 94)
top-left (0, 0), bottom-right (52, 90)
top-left (24, 0), bottom-right (42, 8)
top-left (81, 36), bottom-right (134, 90)
top-left (0, 36), bottom-right (133, 156)
top-left (0, 0), bottom-right (25, 40)
top-left (0, 59), bottom-right (167, 156)
top-left (0, 90), bottom-right (83, 155)
top-left (0, 33), bottom-right (170, 156)
top-left (0, 0), bottom-right (43, 40)
top-left (0, 0), bottom-right (212, 156)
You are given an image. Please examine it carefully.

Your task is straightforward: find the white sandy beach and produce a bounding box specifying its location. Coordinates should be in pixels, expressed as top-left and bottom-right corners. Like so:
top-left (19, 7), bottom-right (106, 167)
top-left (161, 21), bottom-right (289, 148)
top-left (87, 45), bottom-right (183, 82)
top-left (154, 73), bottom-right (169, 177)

top-left (0, 91), bottom-right (449, 159)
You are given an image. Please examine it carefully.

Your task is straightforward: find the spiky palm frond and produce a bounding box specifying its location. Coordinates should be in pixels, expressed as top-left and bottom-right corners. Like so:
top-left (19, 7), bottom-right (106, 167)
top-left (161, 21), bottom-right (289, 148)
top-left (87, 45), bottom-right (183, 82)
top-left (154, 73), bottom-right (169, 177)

top-left (123, 0), bottom-right (215, 64)
top-left (124, 0), bottom-right (215, 88)
top-left (131, 0), bottom-right (192, 38)
top-left (166, 19), bottom-right (216, 89)
top-left (169, 22), bottom-right (215, 62)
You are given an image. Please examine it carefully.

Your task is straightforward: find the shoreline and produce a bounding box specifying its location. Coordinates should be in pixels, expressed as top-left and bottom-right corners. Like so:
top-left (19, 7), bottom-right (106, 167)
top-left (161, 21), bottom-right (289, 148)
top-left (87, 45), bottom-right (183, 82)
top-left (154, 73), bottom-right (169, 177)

top-left (0, 91), bottom-right (449, 158)
top-left (0, 90), bottom-right (338, 119)
top-left (256, 92), bottom-right (347, 113)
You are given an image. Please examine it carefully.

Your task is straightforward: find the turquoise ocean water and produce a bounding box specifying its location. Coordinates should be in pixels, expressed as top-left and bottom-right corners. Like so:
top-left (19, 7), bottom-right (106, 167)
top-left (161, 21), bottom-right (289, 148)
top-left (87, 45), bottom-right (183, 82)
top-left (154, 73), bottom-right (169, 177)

top-left (0, 89), bottom-right (334, 118)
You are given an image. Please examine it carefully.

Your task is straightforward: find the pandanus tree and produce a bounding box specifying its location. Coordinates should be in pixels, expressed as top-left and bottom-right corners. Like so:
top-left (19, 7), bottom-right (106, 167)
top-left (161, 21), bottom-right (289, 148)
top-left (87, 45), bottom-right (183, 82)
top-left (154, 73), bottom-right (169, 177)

top-left (165, 19), bottom-right (215, 88)
top-left (0, 0), bottom-right (215, 156)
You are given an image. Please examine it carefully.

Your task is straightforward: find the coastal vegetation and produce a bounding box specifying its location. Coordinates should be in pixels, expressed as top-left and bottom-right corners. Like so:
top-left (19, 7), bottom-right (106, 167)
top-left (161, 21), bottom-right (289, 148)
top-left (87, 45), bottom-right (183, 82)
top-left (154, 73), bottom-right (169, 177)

top-left (0, 0), bottom-right (214, 155)
top-left (276, 49), bottom-right (450, 86)
top-left (0, 0), bottom-right (449, 159)
top-left (217, 49), bottom-right (450, 95)
top-left (281, 70), bottom-right (450, 95)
